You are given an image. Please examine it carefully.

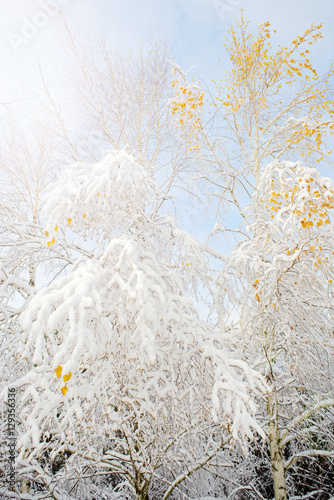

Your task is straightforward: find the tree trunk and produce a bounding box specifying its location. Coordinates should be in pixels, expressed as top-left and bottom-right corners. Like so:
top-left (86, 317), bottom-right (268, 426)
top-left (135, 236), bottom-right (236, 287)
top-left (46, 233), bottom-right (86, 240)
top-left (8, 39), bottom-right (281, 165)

top-left (21, 479), bottom-right (30, 493)
top-left (267, 393), bottom-right (287, 500)
top-left (135, 490), bottom-right (149, 500)
top-left (134, 473), bottom-right (150, 500)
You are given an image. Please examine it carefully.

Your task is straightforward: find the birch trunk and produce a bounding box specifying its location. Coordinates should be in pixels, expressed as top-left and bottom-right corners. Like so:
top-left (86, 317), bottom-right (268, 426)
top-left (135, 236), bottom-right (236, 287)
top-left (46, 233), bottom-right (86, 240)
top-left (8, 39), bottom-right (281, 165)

top-left (267, 393), bottom-right (287, 500)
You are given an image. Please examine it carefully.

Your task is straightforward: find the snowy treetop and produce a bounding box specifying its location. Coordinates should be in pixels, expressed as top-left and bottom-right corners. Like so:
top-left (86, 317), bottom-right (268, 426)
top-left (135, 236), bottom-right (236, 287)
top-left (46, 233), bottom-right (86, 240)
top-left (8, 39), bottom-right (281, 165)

top-left (43, 150), bottom-right (157, 244)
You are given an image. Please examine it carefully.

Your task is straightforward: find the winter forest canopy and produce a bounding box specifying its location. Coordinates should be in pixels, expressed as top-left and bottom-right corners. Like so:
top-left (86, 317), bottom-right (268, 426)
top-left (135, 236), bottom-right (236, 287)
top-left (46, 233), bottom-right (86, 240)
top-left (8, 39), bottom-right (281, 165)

top-left (0, 15), bottom-right (334, 500)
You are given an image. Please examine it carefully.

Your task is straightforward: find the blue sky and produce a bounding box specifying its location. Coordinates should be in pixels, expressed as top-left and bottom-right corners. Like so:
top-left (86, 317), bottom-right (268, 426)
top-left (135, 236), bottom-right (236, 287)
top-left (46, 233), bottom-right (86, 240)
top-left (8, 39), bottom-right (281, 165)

top-left (1, 0), bottom-right (334, 101)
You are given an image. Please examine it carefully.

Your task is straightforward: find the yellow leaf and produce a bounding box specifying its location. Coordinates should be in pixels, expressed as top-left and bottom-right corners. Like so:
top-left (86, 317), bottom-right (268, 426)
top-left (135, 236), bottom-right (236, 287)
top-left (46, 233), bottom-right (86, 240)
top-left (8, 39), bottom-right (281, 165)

top-left (47, 241), bottom-right (51, 247)
top-left (63, 372), bottom-right (72, 382)
top-left (54, 226), bottom-right (58, 232)
top-left (55, 366), bottom-right (62, 378)
top-left (61, 386), bottom-right (68, 396)
top-left (67, 218), bottom-right (72, 226)
top-left (51, 238), bottom-right (56, 245)
top-left (45, 231), bottom-right (49, 237)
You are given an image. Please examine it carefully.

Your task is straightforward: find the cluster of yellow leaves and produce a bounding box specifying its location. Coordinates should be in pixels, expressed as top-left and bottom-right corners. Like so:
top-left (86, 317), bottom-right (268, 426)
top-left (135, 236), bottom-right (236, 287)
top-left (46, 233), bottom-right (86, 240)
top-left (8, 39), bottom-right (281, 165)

top-left (219, 16), bottom-right (325, 102)
top-left (170, 69), bottom-right (204, 151)
top-left (252, 279), bottom-right (261, 303)
top-left (55, 365), bottom-right (72, 396)
top-left (213, 15), bottom-right (334, 162)
top-left (45, 218), bottom-right (74, 247)
top-left (252, 279), bottom-right (280, 309)
top-left (290, 121), bottom-right (334, 162)
top-left (265, 175), bottom-right (333, 229)
top-left (285, 242), bottom-right (330, 270)
top-left (45, 226), bottom-right (59, 247)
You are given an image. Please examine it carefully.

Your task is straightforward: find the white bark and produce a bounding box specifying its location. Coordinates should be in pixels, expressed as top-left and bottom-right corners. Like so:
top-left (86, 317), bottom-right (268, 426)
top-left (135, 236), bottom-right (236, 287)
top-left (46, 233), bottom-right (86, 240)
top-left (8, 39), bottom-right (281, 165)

top-left (267, 393), bottom-right (287, 500)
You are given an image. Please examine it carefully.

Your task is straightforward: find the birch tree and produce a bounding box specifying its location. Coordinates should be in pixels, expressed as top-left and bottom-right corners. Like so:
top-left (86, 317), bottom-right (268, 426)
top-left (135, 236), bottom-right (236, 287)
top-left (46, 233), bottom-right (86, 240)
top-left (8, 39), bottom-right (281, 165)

top-left (170, 17), bottom-right (334, 499)
top-left (0, 150), bottom-right (267, 499)
top-left (38, 30), bottom-right (191, 218)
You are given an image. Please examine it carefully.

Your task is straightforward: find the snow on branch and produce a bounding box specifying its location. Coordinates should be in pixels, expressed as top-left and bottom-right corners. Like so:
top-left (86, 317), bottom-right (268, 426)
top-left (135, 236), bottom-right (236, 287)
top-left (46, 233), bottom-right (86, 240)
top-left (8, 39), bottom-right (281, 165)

top-left (6, 150), bottom-right (268, 493)
top-left (42, 149), bottom-right (158, 244)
